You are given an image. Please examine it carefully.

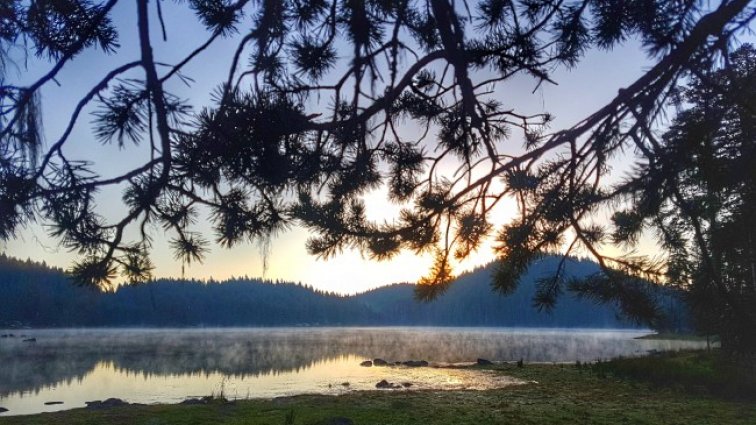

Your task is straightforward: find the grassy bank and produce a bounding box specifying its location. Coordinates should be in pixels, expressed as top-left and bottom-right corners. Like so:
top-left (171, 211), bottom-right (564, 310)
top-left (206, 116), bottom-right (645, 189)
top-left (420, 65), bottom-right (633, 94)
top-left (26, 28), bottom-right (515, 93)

top-left (1, 351), bottom-right (754, 425)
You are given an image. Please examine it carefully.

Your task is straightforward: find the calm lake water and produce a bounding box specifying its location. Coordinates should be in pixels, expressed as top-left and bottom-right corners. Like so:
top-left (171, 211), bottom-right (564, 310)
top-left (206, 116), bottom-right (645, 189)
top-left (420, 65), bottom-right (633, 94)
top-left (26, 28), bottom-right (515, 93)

top-left (0, 327), bottom-right (708, 416)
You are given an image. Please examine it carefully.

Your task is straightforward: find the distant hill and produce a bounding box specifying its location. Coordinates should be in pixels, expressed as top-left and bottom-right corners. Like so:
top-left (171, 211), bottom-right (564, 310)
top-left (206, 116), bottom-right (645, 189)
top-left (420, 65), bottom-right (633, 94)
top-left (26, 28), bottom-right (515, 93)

top-left (0, 254), bottom-right (375, 327)
top-left (0, 254), bottom-right (645, 328)
top-left (355, 256), bottom-right (627, 327)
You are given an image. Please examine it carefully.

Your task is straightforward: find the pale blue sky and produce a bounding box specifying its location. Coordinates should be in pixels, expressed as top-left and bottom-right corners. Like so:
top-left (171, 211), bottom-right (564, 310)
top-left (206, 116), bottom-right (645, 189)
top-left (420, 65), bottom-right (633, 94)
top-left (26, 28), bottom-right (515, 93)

top-left (2, 1), bottom-right (659, 294)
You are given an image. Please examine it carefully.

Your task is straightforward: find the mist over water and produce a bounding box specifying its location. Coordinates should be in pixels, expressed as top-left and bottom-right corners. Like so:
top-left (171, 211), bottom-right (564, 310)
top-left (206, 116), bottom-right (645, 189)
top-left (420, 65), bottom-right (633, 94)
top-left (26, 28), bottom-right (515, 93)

top-left (0, 327), bottom-right (708, 416)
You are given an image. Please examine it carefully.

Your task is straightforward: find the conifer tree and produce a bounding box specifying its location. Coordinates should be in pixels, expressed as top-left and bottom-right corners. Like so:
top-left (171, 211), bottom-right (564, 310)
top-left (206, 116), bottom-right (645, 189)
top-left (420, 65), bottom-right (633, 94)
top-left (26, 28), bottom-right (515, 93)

top-left (592, 44), bottom-right (755, 350)
top-left (1, 1), bottom-right (754, 345)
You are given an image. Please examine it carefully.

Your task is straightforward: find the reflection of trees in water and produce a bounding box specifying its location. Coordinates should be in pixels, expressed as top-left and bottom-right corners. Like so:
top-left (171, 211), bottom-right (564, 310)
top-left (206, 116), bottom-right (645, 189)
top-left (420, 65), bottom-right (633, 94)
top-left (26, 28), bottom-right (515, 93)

top-left (0, 349), bottom-right (95, 397)
top-left (0, 329), bottom-right (707, 397)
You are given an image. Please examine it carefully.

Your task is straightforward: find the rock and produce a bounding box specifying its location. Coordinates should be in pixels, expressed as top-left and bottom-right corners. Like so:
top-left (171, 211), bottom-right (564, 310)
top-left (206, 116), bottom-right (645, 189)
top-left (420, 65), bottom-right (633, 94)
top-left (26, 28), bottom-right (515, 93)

top-left (402, 360), bottom-right (428, 367)
top-left (180, 398), bottom-right (207, 405)
top-left (375, 379), bottom-right (401, 389)
top-left (44, 401), bottom-right (64, 405)
top-left (340, 382), bottom-right (350, 387)
top-left (372, 358), bottom-right (388, 366)
top-left (85, 398), bottom-right (128, 409)
top-left (22, 338), bottom-right (36, 343)
top-left (360, 360), bottom-right (373, 367)
top-left (401, 382), bottom-right (413, 388)
top-left (0, 407), bottom-right (8, 413)
top-left (102, 398), bottom-right (128, 407)
top-left (477, 358), bottom-right (493, 366)
top-left (0, 335), bottom-right (8, 338)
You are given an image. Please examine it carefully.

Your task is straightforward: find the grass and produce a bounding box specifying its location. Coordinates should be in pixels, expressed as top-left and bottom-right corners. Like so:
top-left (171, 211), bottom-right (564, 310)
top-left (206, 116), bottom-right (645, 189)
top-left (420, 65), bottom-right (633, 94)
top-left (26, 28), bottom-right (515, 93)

top-left (593, 350), bottom-right (756, 399)
top-left (1, 351), bottom-right (754, 425)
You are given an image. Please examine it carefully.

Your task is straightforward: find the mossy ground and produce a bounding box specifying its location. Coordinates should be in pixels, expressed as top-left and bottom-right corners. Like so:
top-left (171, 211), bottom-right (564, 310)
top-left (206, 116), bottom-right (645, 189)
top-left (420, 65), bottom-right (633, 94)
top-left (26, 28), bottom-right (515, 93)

top-left (1, 351), bottom-right (754, 425)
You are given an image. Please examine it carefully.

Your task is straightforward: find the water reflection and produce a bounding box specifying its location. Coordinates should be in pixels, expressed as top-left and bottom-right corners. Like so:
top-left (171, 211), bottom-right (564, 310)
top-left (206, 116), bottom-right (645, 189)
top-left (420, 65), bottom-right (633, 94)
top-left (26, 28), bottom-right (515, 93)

top-left (0, 327), bottom-right (708, 416)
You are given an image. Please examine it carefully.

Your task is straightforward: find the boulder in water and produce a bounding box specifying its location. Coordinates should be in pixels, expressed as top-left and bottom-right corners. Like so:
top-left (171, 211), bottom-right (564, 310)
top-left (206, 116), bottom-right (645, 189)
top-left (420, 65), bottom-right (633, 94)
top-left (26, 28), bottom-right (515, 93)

top-left (373, 358), bottom-right (388, 366)
top-left (0, 407), bottom-right (8, 413)
top-left (180, 398), bottom-right (207, 405)
top-left (375, 380), bottom-right (401, 389)
top-left (86, 398), bottom-right (128, 409)
top-left (360, 360), bottom-right (373, 367)
top-left (477, 358), bottom-right (493, 365)
top-left (44, 401), bottom-right (63, 405)
top-left (402, 360), bottom-right (428, 367)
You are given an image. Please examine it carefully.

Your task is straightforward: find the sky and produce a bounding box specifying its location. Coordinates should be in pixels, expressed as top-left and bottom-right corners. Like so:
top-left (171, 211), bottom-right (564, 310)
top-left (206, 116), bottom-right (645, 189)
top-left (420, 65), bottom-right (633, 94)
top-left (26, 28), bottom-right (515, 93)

top-left (2, 1), bottom-right (659, 294)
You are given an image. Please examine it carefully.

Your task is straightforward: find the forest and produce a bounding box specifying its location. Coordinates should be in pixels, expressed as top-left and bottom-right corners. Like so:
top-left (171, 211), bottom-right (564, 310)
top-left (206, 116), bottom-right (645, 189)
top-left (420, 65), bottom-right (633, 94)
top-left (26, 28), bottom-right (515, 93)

top-left (0, 254), bottom-right (685, 329)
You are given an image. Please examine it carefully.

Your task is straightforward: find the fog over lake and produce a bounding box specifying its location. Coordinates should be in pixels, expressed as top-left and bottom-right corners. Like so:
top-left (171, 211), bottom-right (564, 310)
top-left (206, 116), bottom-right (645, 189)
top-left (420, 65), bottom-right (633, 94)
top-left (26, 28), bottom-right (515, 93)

top-left (0, 327), bottom-right (708, 416)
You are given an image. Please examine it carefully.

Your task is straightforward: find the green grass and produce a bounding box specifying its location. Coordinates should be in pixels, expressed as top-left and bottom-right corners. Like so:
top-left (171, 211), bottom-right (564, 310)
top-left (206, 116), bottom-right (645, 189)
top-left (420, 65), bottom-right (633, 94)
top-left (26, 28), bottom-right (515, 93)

top-left (594, 350), bottom-right (756, 399)
top-left (1, 351), bottom-right (754, 425)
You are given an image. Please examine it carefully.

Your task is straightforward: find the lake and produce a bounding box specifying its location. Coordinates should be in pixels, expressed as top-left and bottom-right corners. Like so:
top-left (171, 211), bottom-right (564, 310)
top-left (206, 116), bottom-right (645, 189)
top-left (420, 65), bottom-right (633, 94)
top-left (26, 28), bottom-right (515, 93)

top-left (0, 327), bottom-right (708, 416)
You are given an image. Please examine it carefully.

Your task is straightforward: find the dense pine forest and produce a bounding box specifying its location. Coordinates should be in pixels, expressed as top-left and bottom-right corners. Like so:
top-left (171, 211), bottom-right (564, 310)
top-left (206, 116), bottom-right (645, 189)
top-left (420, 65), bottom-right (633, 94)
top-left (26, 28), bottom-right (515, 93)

top-left (0, 254), bottom-right (686, 329)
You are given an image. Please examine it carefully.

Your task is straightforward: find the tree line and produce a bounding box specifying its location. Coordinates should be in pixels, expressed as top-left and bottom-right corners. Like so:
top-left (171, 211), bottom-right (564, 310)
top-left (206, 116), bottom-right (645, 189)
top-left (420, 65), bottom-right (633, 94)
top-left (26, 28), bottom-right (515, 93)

top-left (0, 253), bottom-right (688, 329)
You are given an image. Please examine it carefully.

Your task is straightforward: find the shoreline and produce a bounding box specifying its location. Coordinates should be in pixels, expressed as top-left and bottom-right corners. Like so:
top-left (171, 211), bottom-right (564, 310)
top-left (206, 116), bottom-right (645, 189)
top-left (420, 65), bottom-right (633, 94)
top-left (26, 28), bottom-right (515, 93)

top-left (1, 351), bottom-right (753, 424)
top-left (634, 332), bottom-right (714, 342)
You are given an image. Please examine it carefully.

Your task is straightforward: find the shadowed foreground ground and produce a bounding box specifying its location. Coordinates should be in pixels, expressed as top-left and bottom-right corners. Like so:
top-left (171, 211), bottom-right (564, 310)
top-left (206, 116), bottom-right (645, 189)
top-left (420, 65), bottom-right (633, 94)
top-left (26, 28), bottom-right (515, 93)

top-left (1, 351), bottom-right (754, 425)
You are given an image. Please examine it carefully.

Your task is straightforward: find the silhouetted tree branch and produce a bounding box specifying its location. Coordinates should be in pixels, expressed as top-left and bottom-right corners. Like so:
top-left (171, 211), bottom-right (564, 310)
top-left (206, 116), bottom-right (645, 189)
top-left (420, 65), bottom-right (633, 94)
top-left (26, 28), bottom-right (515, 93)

top-left (0, 0), bottom-right (754, 344)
